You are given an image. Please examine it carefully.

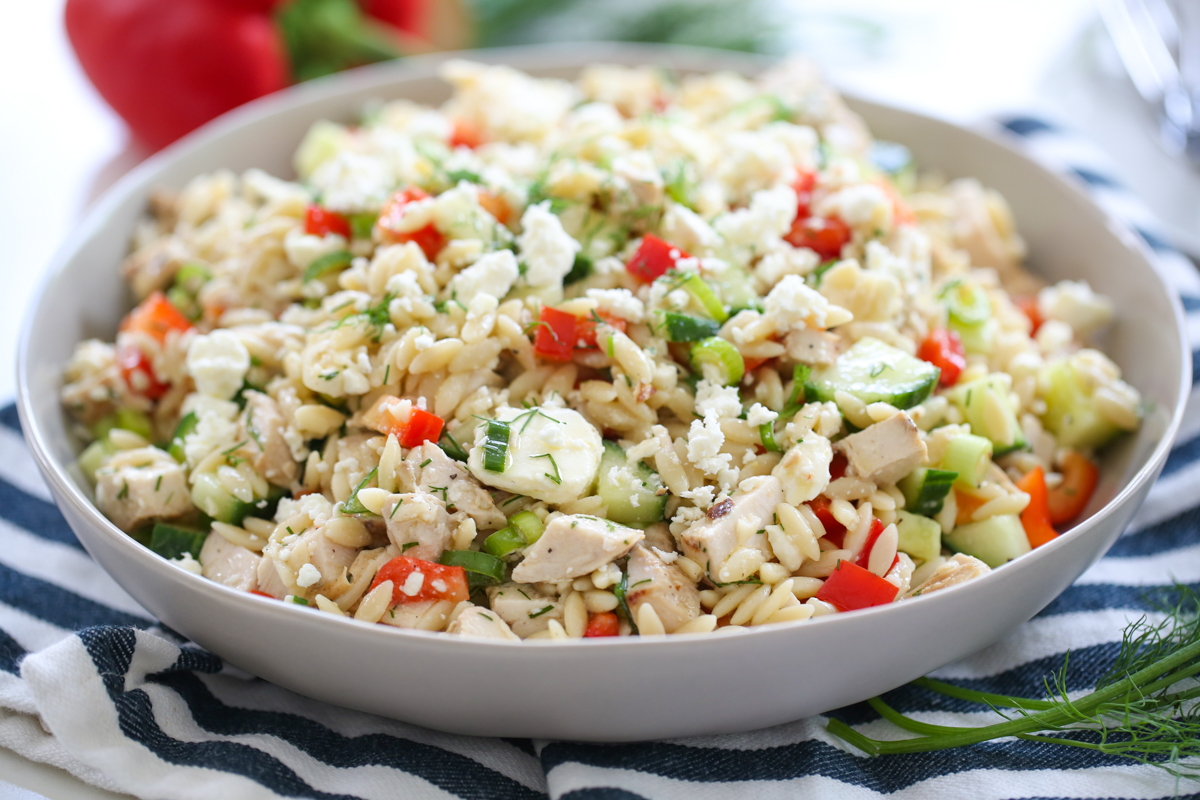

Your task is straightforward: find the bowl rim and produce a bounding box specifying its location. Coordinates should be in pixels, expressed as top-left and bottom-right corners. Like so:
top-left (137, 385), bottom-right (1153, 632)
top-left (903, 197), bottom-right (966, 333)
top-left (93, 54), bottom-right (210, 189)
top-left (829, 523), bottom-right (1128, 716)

top-left (16, 41), bottom-right (1192, 652)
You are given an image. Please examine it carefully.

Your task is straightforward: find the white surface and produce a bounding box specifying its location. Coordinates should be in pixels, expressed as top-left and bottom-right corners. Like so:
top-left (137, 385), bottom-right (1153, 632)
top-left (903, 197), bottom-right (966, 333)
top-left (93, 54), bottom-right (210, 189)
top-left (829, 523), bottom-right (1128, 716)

top-left (2, 0), bottom-right (1195, 795)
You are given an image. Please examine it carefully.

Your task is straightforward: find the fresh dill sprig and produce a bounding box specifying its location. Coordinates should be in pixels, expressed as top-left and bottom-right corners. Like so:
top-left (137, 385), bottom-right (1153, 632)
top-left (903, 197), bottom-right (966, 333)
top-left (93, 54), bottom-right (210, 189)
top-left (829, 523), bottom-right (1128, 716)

top-left (827, 585), bottom-right (1200, 782)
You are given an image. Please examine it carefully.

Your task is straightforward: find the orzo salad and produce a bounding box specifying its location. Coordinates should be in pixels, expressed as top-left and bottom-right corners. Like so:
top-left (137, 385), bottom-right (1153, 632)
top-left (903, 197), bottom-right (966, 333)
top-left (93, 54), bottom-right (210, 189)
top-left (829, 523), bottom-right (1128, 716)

top-left (61, 60), bottom-right (1143, 640)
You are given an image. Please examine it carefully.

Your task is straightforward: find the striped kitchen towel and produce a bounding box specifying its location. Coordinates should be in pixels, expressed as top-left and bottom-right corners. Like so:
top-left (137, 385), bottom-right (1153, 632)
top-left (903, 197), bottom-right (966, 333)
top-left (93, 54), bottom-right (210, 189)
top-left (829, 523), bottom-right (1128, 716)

top-left (2, 115), bottom-right (1200, 800)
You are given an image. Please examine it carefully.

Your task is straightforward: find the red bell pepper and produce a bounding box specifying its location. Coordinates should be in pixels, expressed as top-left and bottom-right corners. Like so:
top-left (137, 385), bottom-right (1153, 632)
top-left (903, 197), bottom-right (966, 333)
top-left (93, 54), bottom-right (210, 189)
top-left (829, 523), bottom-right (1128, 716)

top-left (584, 611), bottom-right (620, 637)
top-left (305, 205), bottom-right (352, 239)
top-left (577, 311), bottom-right (627, 349)
top-left (792, 171), bottom-right (817, 218)
top-left (808, 496), bottom-right (846, 547)
top-left (917, 328), bottom-right (966, 387)
top-left (1015, 296), bottom-right (1043, 335)
top-left (376, 187), bottom-right (447, 260)
top-left (533, 307), bottom-right (577, 362)
top-left (362, 396), bottom-right (445, 447)
top-left (370, 556), bottom-right (469, 605)
top-left (120, 292), bottom-right (194, 343)
top-left (117, 344), bottom-right (170, 401)
top-left (784, 216), bottom-right (851, 260)
top-left (815, 560), bottom-right (898, 611)
top-left (626, 235), bottom-right (688, 283)
top-left (1047, 452), bottom-right (1099, 525)
top-left (449, 119), bottom-right (485, 149)
top-left (853, 518), bottom-right (898, 572)
top-left (1016, 466), bottom-right (1058, 548)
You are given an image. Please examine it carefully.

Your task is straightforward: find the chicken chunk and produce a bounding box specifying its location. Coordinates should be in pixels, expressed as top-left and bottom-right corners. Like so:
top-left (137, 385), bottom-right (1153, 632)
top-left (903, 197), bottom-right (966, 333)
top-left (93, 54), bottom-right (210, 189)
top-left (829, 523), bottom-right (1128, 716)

top-left (199, 531), bottom-right (261, 592)
top-left (624, 545), bottom-right (700, 633)
top-left (487, 583), bottom-right (564, 638)
top-left (511, 514), bottom-right (643, 583)
top-left (785, 328), bottom-right (840, 366)
top-left (904, 553), bottom-right (991, 598)
top-left (838, 412), bottom-right (928, 486)
top-left (94, 448), bottom-right (192, 533)
top-left (398, 442), bottom-right (507, 531)
top-left (240, 391), bottom-right (299, 487)
top-left (447, 606), bottom-right (521, 640)
top-left (256, 557), bottom-right (290, 599)
top-left (678, 475), bottom-right (782, 584)
top-left (773, 435), bottom-right (833, 505)
top-left (382, 491), bottom-right (452, 562)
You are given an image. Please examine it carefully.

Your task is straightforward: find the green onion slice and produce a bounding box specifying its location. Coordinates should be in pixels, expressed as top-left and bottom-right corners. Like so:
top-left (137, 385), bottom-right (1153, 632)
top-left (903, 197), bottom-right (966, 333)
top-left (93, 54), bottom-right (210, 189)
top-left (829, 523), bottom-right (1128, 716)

top-left (508, 510), bottom-right (545, 545)
top-left (614, 570), bottom-right (638, 635)
top-left (759, 423), bottom-right (782, 452)
top-left (663, 312), bottom-right (720, 343)
top-left (690, 337), bottom-right (745, 387)
top-left (678, 272), bottom-right (729, 322)
top-left (348, 212), bottom-right (377, 240)
top-left (482, 420), bottom-right (510, 472)
top-left (339, 467), bottom-right (379, 515)
top-left (303, 250), bottom-right (354, 283)
top-left (168, 412), bottom-right (198, 462)
top-left (439, 550), bottom-right (506, 587)
top-left (482, 527), bottom-right (525, 557)
top-left (940, 279), bottom-right (991, 326)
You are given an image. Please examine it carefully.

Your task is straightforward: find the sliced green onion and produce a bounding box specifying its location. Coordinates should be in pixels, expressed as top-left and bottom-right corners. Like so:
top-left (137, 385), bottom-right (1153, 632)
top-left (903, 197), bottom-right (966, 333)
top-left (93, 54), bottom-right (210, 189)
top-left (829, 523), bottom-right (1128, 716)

top-left (168, 412), bottom-right (198, 462)
top-left (438, 429), bottom-right (469, 462)
top-left (175, 262), bottom-right (212, 292)
top-left (663, 312), bottom-right (720, 342)
top-left (348, 212), bottom-right (377, 240)
top-left (678, 272), bottom-right (728, 322)
top-left (149, 522), bottom-right (207, 561)
top-left (439, 550), bottom-right (506, 587)
top-left (939, 434), bottom-right (992, 489)
top-left (482, 420), bottom-right (510, 472)
top-left (508, 510), bottom-right (545, 545)
top-left (339, 467), bottom-right (379, 515)
top-left (759, 423), bottom-right (782, 452)
top-left (166, 286), bottom-right (201, 321)
top-left (808, 259), bottom-right (838, 287)
top-left (289, 595), bottom-right (310, 606)
top-left (690, 337), bottom-right (744, 387)
top-left (940, 279), bottom-right (991, 326)
top-left (303, 250), bottom-right (354, 282)
top-left (92, 408), bottom-right (154, 442)
top-left (78, 438), bottom-right (115, 484)
top-left (482, 527), bottom-right (525, 557)
top-left (614, 570), bottom-right (638, 635)
top-left (787, 364), bottom-right (812, 407)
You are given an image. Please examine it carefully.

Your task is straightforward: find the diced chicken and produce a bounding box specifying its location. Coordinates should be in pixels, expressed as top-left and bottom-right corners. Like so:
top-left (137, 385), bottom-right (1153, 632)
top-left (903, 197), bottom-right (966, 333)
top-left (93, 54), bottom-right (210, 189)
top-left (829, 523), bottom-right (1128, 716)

top-left (300, 527), bottom-right (358, 585)
top-left (945, 178), bottom-right (1032, 294)
top-left (785, 328), bottom-right (840, 366)
top-left (240, 391), bottom-right (299, 487)
top-left (94, 448), bottom-right (192, 533)
top-left (199, 531), bottom-right (261, 592)
top-left (121, 236), bottom-right (187, 299)
top-left (838, 413), bottom-right (928, 486)
top-left (379, 599), bottom-right (455, 630)
top-left (332, 432), bottom-right (386, 494)
top-left (511, 514), bottom-right (643, 583)
top-left (447, 606), bottom-right (521, 640)
top-left (256, 556), bottom-right (290, 599)
top-left (382, 491), bottom-right (452, 562)
top-left (678, 475), bottom-right (782, 583)
top-left (486, 583), bottom-right (564, 638)
top-left (904, 553), bottom-right (990, 598)
top-left (398, 442), bottom-right (507, 531)
top-left (624, 545), bottom-right (700, 633)
top-left (258, 527), bottom-right (359, 599)
top-left (772, 435), bottom-right (833, 505)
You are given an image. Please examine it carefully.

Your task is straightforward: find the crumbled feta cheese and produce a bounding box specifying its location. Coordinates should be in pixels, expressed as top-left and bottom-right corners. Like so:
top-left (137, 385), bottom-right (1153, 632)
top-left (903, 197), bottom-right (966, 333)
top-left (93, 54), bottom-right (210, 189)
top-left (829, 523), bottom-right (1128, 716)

top-left (746, 403), bottom-right (778, 427)
top-left (695, 380), bottom-right (743, 419)
top-left (296, 563), bottom-right (322, 588)
top-left (764, 274), bottom-right (852, 332)
top-left (283, 228), bottom-right (346, 272)
top-left (1037, 280), bottom-right (1114, 339)
top-left (715, 185), bottom-right (798, 254)
top-left (661, 202), bottom-right (721, 254)
top-left (401, 571), bottom-right (425, 597)
top-left (817, 183), bottom-right (892, 230)
top-left (187, 331), bottom-right (251, 400)
top-left (687, 412), bottom-right (732, 476)
top-left (447, 249), bottom-right (519, 301)
top-left (585, 288), bottom-right (645, 322)
top-left (517, 202), bottom-right (580, 286)
top-left (172, 552), bottom-right (203, 575)
top-left (308, 151), bottom-right (397, 213)
top-left (180, 395), bottom-right (240, 465)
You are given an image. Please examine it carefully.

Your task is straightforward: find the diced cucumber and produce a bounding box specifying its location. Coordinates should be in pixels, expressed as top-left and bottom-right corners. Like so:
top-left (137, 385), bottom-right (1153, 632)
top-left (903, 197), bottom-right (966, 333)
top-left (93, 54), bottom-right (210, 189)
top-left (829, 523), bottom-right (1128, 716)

top-left (706, 263), bottom-right (761, 314)
top-left (938, 433), bottom-right (992, 488)
top-left (804, 337), bottom-right (939, 410)
top-left (1040, 359), bottom-right (1124, 450)
top-left (564, 254), bottom-right (592, 285)
top-left (92, 408), bottom-right (154, 442)
top-left (942, 513), bottom-right (1030, 568)
top-left (168, 412), bottom-right (198, 463)
top-left (940, 279), bottom-right (991, 326)
top-left (79, 438), bottom-right (115, 484)
top-left (898, 468), bottom-right (957, 517)
top-left (295, 120), bottom-right (350, 180)
top-left (597, 441), bottom-right (666, 525)
top-left (190, 472), bottom-right (253, 525)
top-left (149, 522), bottom-right (207, 561)
top-left (662, 312), bottom-right (720, 342)
top-left (949, 374), bottom-right (1027, 456)
top-left (949, 317), bottom-right (995, 355)
top-left (895, 510), bottom-right (942, 564)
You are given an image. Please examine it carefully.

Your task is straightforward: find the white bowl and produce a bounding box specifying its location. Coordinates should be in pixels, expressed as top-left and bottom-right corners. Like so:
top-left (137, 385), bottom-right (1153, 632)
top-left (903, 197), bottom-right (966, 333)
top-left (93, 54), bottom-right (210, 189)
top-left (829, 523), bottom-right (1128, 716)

top-left (17, 43), bottom-right (1189, 741)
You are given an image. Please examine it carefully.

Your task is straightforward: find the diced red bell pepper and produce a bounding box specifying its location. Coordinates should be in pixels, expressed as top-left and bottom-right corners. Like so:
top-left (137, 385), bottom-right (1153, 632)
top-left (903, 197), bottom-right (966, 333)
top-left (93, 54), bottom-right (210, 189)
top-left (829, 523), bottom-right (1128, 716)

top-left (1047, 452), bottom-right (1099, 525)
top-left (304, 204), bottom-right (352, 238)
top-left (830, 452), bottom-right (848, 481)
top-left (362, 396), bottom-right (445, 447)
top-left (117, 343), bottom-right (170, 400)
top-left (576, 311), bottom-right (627, 349)
top-left (584, 611), bottom-right (620, 637)
top-left (917, 328), bottom-right (966, 387)
top-left (784, 215), bottom-right (851, 260)
top-left (808, 495), bottom-right (846, 547)
top-left (1015, 296), bottom-right (1042, 335)
top-left (743, 356), bottom-right (769, 372)
top-left (370, 556), bottom-right (469, 606)
top-left (1016, 466), bottom-right (1058, 548)
top-left (792, 170), bottom-right (817, 218)
top-left (477, 190), bottom-right (510, 225)
top-left (533, 307), bottom-right (577, 362)
top-left (853, 518), bottom-right (887, 569)
top-left (815, 560), bottom-right (898, 611)
top-left (120, 291), bottom-right (194, 344)
top-left (249, 590), bottom-right (275, 599)
top-left (449, 118), bottom-right (484, 149)
top-left (376, 187), bottom-right (447, 260)
top-left (398, 408), bottom-right (445, 448)
top-left (626, 235), bottom-right (688, 283)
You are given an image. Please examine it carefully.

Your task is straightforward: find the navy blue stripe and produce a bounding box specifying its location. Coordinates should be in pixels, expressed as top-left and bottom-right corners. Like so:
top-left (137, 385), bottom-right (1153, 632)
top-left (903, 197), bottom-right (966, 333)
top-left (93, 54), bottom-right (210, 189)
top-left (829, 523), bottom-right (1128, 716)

top-left (1111, 504), bottom-right (1200, 557)
top-left (0, 474), bottom-right (82, 550)
top-left (1000, 117), bottom-right (1059, 137)
top-left (560, 791), bottom-right (649, 800)
top-left (0, 626), bottom-right (26, 674)
top-left (1070, 167), bottom-right (1122, 189)
top-left (1161, 430), bottom-right (1200, 477)
top-left (1036, 581), bottom-right (1200, 619)
top-left (0, 563), bottom-right (150, 630)
top-left (0, 404), bottom-right (22, 434)
top-left (1135, 226), bottom-right (1172, 253)
top-left (1182, 295), bottom-right (1200, 312)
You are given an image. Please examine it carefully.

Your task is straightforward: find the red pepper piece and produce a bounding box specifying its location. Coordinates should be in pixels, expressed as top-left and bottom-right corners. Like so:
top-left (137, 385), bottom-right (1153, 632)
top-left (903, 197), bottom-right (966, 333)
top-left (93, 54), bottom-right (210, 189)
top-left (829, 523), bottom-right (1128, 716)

top-left (784, 216), bottom-right (851, 260)
top-left (449, 119), bottom-right (485, 149)
top-left (815, 560), bottom-right (898, 611)
top-left (626, 235), bottom-right (687, 283)
top-left (792, 170), bottom-right (817, 219)
top-left (120, 292), bottom-right (194, 343)
top-left (377, 187), bottom-right (446, 260)
top-left (830, 453), bottom-right (848, 481)
top-left (1016, 466), bottom-right (1058, 548)
top-left (398, 408), bottom-right (445, 448)
top-left (534, 307), bottom-right (577, 362)
top-left (370, 556), bottom-right (469, 605)
top-left (1015, 296), bottom-right (1042, 335)
top-left (917, 328), bottom-right (966, 387)
top-left (1046, 452), bottom-right (1099, 525)
top-left (808, 496), bottom-right (846, 547)
top-left (576, 311), bottom-right (627, 349)
top-left (584, 611), bottom-right (620, 637)
top-left (304, 205), bottom-right (352, 238)
top-left (853, 518), bottom-right (886, 569)
top-left (249, 589), bottom-right (276, 599)
top-left (117, 343), bottom-right (170, 401)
